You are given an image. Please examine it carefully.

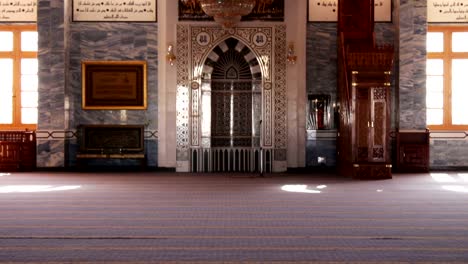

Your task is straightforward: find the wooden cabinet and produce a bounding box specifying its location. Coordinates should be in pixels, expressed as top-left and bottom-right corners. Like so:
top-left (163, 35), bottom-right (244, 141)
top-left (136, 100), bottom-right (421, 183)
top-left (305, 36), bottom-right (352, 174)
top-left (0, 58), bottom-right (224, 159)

top-left (0, 131), bottom-right (36, 171)
top-left (397, 130), bottom-right (429, 172)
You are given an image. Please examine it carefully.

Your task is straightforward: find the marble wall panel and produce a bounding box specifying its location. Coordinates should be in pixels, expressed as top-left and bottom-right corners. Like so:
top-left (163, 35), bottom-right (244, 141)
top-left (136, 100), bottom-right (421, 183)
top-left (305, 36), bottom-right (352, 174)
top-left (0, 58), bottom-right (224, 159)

top-left (399, 0), bottom-right (427, 129)
top-left (37, 139), bottom-right (65, 168)
top-left (66, 23), bottom-right (159, 167)
top-left (68, 23), bottom-right (158, 126)
top-left (37, 0), bottom-right (66, 167)
top-left (430, 139), bottom-right (468, 169)
top-left (306, 24), bottom-right (337, 99)
top-left (306, 130), bottom-right (337, 167)
top-left (37, 0), bottom-right (159, 168)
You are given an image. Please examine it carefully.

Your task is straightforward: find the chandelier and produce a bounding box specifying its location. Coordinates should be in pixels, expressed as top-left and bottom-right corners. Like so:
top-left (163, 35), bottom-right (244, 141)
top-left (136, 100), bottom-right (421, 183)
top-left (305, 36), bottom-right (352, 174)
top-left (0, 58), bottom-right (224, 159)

top-left (199, 0), bottom-right (256, 28)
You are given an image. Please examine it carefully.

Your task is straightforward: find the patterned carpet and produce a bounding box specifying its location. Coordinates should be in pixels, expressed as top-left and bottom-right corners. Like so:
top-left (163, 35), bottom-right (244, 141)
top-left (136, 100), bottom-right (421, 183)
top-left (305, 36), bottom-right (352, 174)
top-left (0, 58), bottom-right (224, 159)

top-left (0, 171), bottom-right (467, 263)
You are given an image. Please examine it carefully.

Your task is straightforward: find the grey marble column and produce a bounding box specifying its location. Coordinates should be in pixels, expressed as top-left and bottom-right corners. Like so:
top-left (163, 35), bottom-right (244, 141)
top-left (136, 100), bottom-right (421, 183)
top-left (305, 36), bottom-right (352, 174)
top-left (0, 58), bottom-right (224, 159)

top-left (399, 0), bottom-right (427, 129)
top-left (37, 0), bottom-right (66, 167)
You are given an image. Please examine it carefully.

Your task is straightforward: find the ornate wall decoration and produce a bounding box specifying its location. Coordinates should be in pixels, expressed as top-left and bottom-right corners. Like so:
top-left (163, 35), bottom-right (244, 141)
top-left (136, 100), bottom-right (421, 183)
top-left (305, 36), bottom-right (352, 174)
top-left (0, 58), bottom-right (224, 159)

top-left (374, 87), bottom-right (386, 100)
top-left (190, 27), bottom-right (273, 82)
top-left (191, 86), bottom-right (200, 146)
top-left (263, 81), bottom-right (273, 147)
top-left (176, 24), bottom-right (287, 171)
top-left (176, 25), bottom-right (191, 162)
top-left (178, 0), bottom-right (284, 21)
top-left (264, 89), bottom-right (273, 147)
top-left (274, 25), bottom-right (287, 155)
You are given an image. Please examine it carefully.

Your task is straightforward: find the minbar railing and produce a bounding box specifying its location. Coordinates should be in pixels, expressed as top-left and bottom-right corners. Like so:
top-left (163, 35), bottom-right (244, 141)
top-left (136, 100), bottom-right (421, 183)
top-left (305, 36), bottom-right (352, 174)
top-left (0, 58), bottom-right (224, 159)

top-left (0, 130), bottom-right (36, 171)
top-left (346, 45), bottom-right (394, 70)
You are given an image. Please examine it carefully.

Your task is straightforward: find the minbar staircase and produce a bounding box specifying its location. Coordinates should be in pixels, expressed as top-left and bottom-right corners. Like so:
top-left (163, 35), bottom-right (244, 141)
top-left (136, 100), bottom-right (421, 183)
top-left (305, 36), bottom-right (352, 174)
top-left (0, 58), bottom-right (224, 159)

top-left (337, 0), bottom-right (395, 179)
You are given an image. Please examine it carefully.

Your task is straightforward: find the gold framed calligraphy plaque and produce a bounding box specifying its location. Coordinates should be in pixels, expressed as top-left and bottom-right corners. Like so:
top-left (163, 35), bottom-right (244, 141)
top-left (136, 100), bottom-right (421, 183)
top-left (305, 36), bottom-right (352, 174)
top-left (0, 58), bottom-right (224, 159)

top-left (82, 61), bottom-right (147, 110)
top-left (72, 0), bottom-right (157, 22)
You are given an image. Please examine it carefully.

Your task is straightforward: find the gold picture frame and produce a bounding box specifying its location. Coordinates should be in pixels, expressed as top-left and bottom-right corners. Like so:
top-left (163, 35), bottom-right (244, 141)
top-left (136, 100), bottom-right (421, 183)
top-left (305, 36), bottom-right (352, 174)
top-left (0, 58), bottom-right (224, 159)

top-left (82, 61), bottom-right (147, 110)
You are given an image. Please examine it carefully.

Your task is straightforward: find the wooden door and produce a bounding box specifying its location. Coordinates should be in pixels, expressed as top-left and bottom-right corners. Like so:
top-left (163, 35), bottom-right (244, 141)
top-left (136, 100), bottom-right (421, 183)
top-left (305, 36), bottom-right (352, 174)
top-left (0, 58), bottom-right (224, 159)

top-left (355, 87), bottom-right (371, 162)
top-left (354, 86), bottom-right (389, 163)
top-left (370, 87), bottom-right (388, 162)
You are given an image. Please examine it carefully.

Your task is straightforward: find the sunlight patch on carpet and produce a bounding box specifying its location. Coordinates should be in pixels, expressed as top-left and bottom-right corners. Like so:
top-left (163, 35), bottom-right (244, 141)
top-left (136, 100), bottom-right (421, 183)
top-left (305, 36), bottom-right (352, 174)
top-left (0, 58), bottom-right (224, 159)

top-left (281, 185), bottom-right (322, 194)
top-left (457, 173), bottom-right (468, 182)
top-left (442, 185), bottom-right (468, 193)
top-left (431, 173), bottom-right (457, 183)
top-left (431, 173), bottom-right (468, 193)
top-left (0, 185), bottom-right (81, 193)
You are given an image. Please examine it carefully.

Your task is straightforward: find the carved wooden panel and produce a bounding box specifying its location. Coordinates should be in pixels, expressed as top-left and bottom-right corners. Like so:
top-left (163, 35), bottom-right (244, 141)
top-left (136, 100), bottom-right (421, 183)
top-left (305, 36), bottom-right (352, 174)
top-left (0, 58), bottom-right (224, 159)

top-left (0, 131), bottom-right (36, 172)
top-left (352, 163), bottom-right (391, 180)
top-left (397, 130), bottom-right (430, 172)
top-left (338, 0), bottom-right (374, 42)
top-left (356, 88), bottom-right (370, 162)
top-left (350, 80), bottom-right (391, 177)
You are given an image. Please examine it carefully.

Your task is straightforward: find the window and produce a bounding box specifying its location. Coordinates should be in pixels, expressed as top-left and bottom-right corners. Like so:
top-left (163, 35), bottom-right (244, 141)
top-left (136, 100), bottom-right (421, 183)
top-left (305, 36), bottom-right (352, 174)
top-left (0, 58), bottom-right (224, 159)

top-left (427, 26), bottom-right (468, 130)
top-left (0, 25), bottom-right (38, 130)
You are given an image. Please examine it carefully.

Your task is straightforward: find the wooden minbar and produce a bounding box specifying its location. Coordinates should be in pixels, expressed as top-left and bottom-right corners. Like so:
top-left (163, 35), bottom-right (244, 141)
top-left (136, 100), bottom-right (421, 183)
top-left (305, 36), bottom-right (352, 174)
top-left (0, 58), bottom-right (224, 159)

top-left (336, 0), bottom-right (394, 179)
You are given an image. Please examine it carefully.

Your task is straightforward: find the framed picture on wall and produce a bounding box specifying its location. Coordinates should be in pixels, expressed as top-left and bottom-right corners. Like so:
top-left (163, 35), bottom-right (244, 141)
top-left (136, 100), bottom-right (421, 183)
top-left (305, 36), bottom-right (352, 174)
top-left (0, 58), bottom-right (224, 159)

top-left (82, 61), bottom-right (147, 110)
top-left (72, 0), bottom-right (157, 22)
top-left (308, 0), bottom-right (391, 22)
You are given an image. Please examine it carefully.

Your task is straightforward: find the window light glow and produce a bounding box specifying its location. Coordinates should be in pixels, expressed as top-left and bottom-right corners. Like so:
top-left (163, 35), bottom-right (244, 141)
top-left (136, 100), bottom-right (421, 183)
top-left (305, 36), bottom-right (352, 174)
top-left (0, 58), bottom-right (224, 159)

top-left (451, 59), bottom-right (468, 124)
top-left (0, 185), bottom-right (81, 193)
top-left (452, 32), bottom-right (468, 52)
top-left (427, 32), bottom-right (444, 52)
top-left (0, 32), bottom-right (13, 51)
top-left (21, 31), bottom-right (38, 52)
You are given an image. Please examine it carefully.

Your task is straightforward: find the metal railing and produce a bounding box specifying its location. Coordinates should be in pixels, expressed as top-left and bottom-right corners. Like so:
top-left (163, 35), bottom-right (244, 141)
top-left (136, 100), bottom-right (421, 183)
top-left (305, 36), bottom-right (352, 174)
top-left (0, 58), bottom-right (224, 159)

top-left (191, 147), bottom-right (272, 173)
